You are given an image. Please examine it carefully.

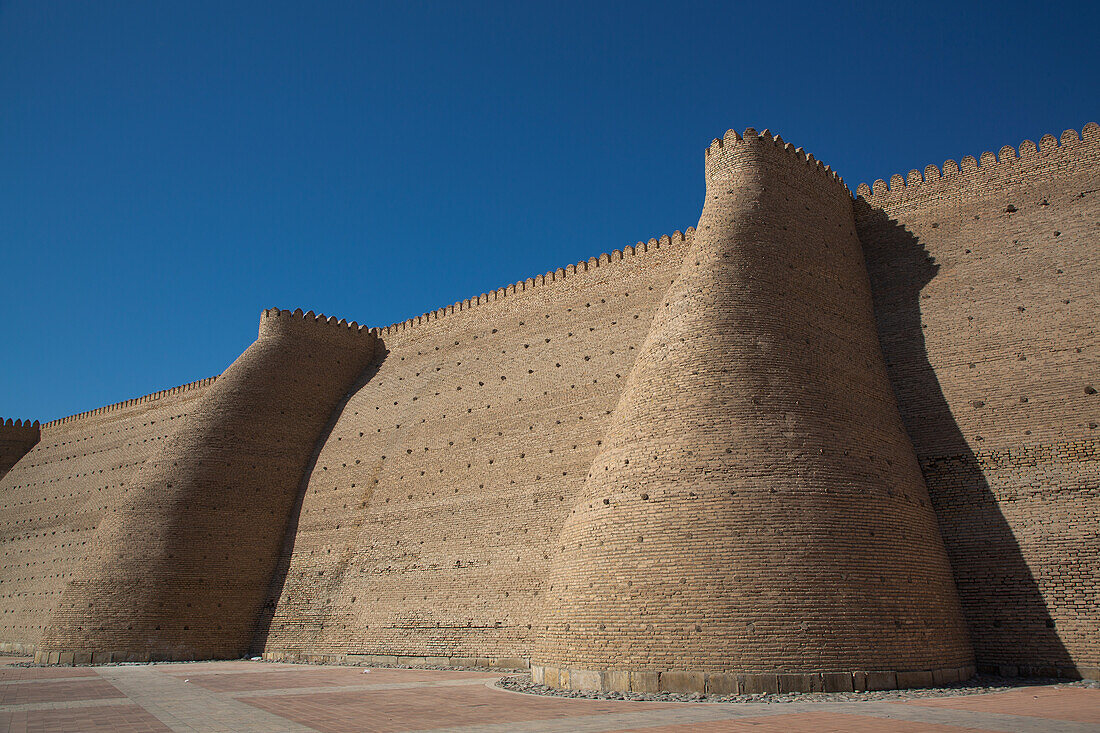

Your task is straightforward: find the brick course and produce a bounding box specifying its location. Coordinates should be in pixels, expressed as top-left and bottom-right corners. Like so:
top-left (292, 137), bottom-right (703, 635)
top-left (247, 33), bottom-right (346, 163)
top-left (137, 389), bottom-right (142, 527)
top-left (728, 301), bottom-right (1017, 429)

top-left (0, 381), bottom-right (213, 656)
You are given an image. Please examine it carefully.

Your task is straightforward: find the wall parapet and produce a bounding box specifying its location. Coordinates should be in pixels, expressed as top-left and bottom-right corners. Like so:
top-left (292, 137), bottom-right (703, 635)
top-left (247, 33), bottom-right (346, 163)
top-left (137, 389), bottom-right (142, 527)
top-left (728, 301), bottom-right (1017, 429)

top-left (0, 418), bottom-right (41, 478)
top-left (855, 122), bottom-right (1100, 207)
top-left (260, 308), bottom-right (375, 338)
top-left (705, 127), bottom-right (850, 194)
top-left (41, 377), bottom-right (218, 430)
top-left (373, 228), bottom-right (695, 338)
top-left (0, 418), bottom-right (40, 433)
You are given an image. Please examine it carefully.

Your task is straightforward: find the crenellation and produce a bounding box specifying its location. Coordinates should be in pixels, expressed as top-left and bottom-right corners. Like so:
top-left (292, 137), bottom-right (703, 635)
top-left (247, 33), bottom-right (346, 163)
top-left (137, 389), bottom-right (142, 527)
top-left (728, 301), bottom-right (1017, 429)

top-left (368, 227), bottom-right (691, 341)
top-left (39, 377), bottom-right (218, 430)
top-left (857, 122), bottom-right (1099, 206)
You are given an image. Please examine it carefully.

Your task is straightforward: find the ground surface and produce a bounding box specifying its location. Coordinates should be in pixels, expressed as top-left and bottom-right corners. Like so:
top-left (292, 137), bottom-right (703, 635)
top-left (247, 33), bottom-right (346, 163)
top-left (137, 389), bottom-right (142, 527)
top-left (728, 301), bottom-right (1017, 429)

top-left (1, 657), bottom-right (1097, 733)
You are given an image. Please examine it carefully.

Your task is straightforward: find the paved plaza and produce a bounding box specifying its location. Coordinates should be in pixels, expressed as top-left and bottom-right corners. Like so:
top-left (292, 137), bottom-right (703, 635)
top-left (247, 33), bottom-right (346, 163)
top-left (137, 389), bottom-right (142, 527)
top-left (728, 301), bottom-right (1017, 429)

top-left (0, 657), bottom-right (1097, 733)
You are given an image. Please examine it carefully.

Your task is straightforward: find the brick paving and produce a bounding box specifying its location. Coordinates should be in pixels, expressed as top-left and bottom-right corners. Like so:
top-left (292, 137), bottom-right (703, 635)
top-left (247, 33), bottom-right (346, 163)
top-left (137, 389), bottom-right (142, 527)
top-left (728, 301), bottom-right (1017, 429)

top-left (0, 667), bottom-right (98, 682)
top-left (0, 704), bottom-right (170, 733)
top-left (604, 712), bottom-right (1001, 732)
top-left (173, 668), bottom-right (498, 692)
top-left (901, 686), bottom-right (1100, 724)
top-left (0, 658), bottom-right (1096, 733)
top-left (0, 678), bottom-right (124, 706)
top-left (240, 684), bottom-right (675, 733)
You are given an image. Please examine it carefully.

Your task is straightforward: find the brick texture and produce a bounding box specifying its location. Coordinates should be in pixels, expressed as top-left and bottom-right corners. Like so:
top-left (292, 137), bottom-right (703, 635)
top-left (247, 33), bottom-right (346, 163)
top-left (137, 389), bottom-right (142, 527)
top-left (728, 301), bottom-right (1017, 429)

top-left (0, 381), bottom-right (214, 656)
top-left (254, 234), bottom-right (687, 662)
top-left (533, 129), bottom-right (972, 689)
top-left (37, 310), bottom-right (378, 662)
top-left (857, 123), bottom-right (1100, 677)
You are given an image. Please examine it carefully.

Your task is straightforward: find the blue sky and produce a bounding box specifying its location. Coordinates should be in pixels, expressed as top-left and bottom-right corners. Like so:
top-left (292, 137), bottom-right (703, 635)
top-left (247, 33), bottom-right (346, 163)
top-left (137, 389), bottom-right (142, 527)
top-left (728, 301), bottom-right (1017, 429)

top-left (2, 1), bottom-right (1097, 421)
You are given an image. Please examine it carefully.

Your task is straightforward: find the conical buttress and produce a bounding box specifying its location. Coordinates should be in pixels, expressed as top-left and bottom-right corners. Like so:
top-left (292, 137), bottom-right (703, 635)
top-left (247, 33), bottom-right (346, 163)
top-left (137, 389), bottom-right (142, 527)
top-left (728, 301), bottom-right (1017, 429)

top-left (533, 130), bottom-right (973, 694)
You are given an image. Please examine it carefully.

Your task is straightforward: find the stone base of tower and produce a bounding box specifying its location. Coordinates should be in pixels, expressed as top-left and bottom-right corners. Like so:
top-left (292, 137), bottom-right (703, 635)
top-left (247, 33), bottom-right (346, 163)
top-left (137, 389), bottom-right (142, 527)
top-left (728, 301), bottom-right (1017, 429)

top-left (531, 664), bottom-right (978, 694)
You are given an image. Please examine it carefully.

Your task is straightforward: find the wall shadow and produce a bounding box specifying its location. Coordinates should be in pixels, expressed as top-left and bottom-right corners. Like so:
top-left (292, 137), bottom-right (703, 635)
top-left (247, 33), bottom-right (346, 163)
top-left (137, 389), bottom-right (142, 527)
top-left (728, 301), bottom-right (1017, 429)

top-left (854, 201), bottom-right (1074, 678)
top-left (249, 345), bottom-right (390, 655)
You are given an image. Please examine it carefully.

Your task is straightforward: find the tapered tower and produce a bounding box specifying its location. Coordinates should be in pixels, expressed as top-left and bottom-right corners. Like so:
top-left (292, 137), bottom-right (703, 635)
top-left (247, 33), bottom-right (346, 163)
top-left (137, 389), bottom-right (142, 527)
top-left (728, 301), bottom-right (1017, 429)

top-left (533, 129), bottom-right (973, 694)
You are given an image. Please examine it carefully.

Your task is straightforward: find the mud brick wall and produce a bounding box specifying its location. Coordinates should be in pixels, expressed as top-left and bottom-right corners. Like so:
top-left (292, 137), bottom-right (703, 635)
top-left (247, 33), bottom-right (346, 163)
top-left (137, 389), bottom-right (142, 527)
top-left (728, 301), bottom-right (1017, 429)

top-left (1, 122), bottom-right (1095, 685)
top-left (37, 310), bottom-right (377, 663)
top-left (0, 381), bottom-right (214, 655)
top-left (254, 234), bottom-right (689, 664)
top-left (532, 129), bottom-right (972, 694)
top-left (857, 123), bottom-right (1100, 679)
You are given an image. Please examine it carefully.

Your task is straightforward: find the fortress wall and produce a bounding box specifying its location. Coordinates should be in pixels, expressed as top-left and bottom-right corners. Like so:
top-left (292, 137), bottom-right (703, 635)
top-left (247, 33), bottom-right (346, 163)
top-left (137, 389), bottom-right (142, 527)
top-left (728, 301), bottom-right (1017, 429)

top-left (37, 311), bottom-right (377, 664)
top-left (533, 129), bottom-right (972, 695)
top-left (255, 234), bottom-right (690, 664)
top-left (0, 419), bottom-right (40, 480)
top-left (856, 123), bottom-right (1100, 678)
top-left (0, 381), bottom-right (213, 655)
top-left (5, 122), bottom-right (1093, 680)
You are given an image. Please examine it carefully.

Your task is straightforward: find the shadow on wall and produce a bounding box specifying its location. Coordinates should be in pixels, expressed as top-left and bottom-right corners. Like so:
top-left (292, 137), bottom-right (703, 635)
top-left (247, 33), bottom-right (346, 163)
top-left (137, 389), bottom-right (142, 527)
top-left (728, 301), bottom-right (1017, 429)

top-left (250, 347), bottom-right (390, 656)
top-left (855, 202), bottom-right (1072, 676)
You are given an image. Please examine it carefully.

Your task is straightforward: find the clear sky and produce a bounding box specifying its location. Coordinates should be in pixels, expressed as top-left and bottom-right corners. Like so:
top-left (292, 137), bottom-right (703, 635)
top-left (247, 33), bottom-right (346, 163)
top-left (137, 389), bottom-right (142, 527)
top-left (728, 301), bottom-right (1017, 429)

top-left (1, 1), bottom-right (1097, 421)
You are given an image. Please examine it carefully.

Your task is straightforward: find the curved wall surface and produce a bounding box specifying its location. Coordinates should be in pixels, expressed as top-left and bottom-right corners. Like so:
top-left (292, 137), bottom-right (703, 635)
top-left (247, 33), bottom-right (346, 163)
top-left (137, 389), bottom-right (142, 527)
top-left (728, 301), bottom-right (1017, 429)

top-left (0, 382), bottom-right (214, 655)
top-left (255, 236), bottom-right (689, 666)
top-left (37, 310), bottom-right (377, 663)
top-left (533, 130), bottom-right (973, 694)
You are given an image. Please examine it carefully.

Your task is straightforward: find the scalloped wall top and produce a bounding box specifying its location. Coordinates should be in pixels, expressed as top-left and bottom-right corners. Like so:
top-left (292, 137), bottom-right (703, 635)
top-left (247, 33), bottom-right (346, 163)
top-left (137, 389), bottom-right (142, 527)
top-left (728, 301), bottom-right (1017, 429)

top-left (856, 123), bottom-right (1099, 201)
top-left (1, 418), bottom-right (40, 429)
top-left (261, 307), bottom-right (372, 335)
top-left (371, 228), bottom-right (695, 338)
top-left (41, 376), bottom-right (218, 429)
top-left (277, 123), bottom-right (1100, 342)
top-left (704, 127), bottom-right (849, 192)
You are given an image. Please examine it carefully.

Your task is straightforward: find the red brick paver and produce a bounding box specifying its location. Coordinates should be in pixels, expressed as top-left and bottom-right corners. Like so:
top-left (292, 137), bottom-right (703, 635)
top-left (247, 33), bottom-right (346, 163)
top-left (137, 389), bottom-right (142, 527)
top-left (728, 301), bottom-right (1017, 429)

top-left (2, 658), bottom-right (1096, 733)
top-left (0, 678), bottom-right (124, 705)
top-left (0, 667), bottom-right (98, 681)
top-left (239, 682), bottom-right (674, 733)
top-left (0, 704), bottom-right (170, 733)
top-left (900, 685), bottom-right (1100, 724)
top-left (606, 712), bottom-right (1002, 732)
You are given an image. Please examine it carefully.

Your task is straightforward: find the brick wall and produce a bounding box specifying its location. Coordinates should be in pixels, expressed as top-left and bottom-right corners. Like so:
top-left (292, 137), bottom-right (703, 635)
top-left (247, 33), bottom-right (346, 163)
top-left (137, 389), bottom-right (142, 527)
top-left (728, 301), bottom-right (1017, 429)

top-left (857, 123), bottom-right (1100, 679)
top-left (254, 236), bottom-right (688, 665)
top-left (2, 122), bottom-right (1095, 685)
top-left (36, 310), bottom-right (377, 663)
top-left (0, 381), bottom-right (213, 655)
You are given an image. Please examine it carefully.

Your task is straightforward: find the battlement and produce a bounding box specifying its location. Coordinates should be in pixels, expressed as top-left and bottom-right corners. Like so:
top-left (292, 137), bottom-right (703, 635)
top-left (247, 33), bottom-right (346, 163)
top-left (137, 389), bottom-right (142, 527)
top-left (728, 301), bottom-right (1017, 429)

top-left (259, 307), bottom-right (375, 340)
top-left (373, 228), bottom-right (694, 338)
top-left (41, 377), bottom-right (218, 430)
top-left (373, 128), bottom-right (855, 345)
top-left (0, 418), bottom-right (41, 479)
top-left (0, 418), bottom-right (40, 433)
top-left (856, 122), bottom-right (1099, 207)
top-left (704, 127), bottom-right (849, 193)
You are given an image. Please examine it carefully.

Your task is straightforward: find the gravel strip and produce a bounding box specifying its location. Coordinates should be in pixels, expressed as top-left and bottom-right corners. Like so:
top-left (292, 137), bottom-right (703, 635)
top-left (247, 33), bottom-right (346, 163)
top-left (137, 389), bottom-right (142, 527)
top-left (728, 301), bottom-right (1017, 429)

top-left (495, 673), bottom-right (1100, 704)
